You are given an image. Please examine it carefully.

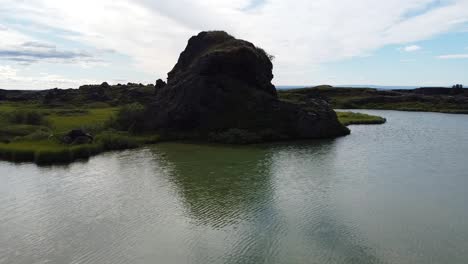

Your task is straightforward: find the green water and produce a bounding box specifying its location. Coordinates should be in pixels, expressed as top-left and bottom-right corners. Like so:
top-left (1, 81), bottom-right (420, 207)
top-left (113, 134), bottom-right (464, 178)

top-left (1, 110), bottom-right (468, 264)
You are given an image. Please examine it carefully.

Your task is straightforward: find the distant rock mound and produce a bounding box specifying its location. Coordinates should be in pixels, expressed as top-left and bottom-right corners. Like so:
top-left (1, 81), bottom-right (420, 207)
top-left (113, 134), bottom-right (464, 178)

top-left (149, 31), bottom-right (349, 142)
top-left (62, 129), bottom-right (93, 145)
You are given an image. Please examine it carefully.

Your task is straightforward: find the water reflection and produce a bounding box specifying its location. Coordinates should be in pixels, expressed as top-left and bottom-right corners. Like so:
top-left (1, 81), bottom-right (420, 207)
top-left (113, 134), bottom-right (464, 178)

top-left (266, 141), bottom-right (384, 264)
top-left (2, 110), bottom-right (468, 264)
top-left (152, 141), bottom-right (384, 263)
top-left (151, 143), bottom-right (275, 229)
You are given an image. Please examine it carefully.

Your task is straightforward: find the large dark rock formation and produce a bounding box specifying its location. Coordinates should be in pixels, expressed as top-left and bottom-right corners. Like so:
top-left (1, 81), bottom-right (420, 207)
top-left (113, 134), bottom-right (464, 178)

top-left (149, 31), bottom-right (349, 142)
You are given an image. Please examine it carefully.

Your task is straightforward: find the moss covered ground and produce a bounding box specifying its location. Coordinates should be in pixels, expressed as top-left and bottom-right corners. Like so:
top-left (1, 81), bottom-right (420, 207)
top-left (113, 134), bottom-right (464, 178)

top-left (0, 102), bottom-right (160, 165)
top-left (336, 111), bottom-right (387, 126)
top-left (0, 100), bottom-right (386, 165)
top-left (278, 86), bottom-right (468, 114)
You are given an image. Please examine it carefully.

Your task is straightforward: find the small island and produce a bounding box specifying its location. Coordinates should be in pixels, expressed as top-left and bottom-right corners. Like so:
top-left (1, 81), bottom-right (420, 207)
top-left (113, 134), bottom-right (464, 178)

top-left (14, 32), bottom-right (463, 165)
top-left (0, 31), bottom-right (360, 165)
top-left (336, 112), bottom-right (387, 126)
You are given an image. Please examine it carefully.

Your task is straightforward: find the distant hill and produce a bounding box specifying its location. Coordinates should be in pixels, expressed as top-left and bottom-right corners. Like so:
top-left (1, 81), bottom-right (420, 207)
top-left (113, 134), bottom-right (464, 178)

top-left (278, 86), bottom-right (468, 114)
top-left (336, 85), bottom-right (422, 90)
top-left (276, 85), bottom-right (424, 90)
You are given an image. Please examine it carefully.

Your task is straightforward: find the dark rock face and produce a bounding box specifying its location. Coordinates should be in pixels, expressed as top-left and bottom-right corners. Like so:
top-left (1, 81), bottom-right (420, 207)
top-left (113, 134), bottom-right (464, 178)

top-left (63, 130), bottom-right (93, 144)
top-left (149, 31), bottom-right (349, 142)
top-left (155, 79), bottom-right (166, 90)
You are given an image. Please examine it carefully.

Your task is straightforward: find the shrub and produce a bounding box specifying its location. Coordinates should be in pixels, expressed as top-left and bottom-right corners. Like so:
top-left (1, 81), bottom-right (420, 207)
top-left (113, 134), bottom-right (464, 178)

top-left (96, 132), bottom-right (139, 150)
top-left (0, 148), bottom-right (13, 160)
top-left (54, 109), bottom-right (89, 116)
top-left (138, 134), bottom-right (161, 144)
top-left (256, 46), bottom-right (275, 61)
top-left (35, 149), bottom-right (73, 165)
top-left (0, 125), bottom-right (44, 137)
top-left (12, 149), bottom-right (35, 162)
top-left (86, 102), bottom-right (111, 108)
top-left (69, 144), bottom-right (104, 160)
top-left (19, 129), bottom-right (52, 141)
top-left (110, 103), bottom-right (147, 133)
top-left (8, 110), bottom-right (48, 126)
top-left (72, 136), bottom-right (93, 145)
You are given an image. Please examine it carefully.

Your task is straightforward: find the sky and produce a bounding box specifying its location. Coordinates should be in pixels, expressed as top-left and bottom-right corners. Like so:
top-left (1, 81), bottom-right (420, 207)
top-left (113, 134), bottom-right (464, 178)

top-left (0, 0), bottom-right (468, 90)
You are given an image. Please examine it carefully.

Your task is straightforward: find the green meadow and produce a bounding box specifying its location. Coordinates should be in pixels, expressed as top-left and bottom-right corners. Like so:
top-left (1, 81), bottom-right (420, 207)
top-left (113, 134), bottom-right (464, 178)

top-left (0, 101), bottom-right (385, 165)
top-left (0, 102), bottom-right (159, 165)
top-left (336, 111), bottom-right (387, 126)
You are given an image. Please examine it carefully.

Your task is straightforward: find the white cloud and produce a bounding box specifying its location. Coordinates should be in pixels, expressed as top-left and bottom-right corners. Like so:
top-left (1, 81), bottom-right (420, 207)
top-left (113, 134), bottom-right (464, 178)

top-left (0, 43), bottom-right (95, 64)
top-left (0, 64), bottom-right (98, 89)
top-left (437, 54), bottom-right (468, 59)
top-left (0, 24), bottom-right (31, 48)
top-left (0, 0), bottom-right (468, 86)
top-left (0, 24), bottom-right (103, 66)
top-left (403, 45), bottom-right (422, 52)
top-left (0, 65), bottom-right (17, 79)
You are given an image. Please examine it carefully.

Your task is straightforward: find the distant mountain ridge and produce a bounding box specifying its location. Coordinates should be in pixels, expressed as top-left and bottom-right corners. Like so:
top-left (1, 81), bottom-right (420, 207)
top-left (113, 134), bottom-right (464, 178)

top-left (276, 85), bottom-right (441, 90)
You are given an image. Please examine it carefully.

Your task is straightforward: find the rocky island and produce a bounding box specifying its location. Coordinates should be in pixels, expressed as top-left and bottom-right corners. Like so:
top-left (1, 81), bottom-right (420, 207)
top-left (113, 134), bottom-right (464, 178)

top-left (147, 31), bottom-right (349, 143)
top-left (0, 31), bottom-right (350, 164)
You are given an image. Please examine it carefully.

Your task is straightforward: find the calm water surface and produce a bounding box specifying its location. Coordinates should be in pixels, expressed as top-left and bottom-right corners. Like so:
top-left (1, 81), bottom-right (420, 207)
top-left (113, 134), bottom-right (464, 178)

top-left (1, 110), bottom-right (468, 264)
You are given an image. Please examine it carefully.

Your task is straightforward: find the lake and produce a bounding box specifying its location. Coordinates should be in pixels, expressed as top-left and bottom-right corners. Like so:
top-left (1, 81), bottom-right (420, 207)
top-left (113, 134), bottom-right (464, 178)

top-left (1, 110), bottom-right (467, 264)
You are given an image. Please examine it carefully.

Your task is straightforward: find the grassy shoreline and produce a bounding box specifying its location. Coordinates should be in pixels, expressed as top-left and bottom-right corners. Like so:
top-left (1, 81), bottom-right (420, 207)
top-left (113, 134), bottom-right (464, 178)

top-left (0, 102), bottom-right (386, 166)
top-left (336, 111), bottom-right (387, 126)
top-left (278, 86), bottom-right (468, 114)
top-left (0, 135), bottom-right (160, 165)
top-left (0, 102), bottom-right (162, 165)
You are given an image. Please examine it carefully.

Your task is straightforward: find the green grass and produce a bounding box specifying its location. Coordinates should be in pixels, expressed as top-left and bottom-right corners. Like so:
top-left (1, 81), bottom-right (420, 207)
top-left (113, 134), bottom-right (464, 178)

top-left (278, 86), bottom-right (468, 114)
top-left (350, 101), bottom-right (468, 113)
top-left (0, 100), bottom-right (383, 165)
top-left (337, 111), bottom-right (387, 126)
top-left (0, 124), bottom-right (48, 137)
top-left (0, 133), bottom-right (151, 165)
top-left (47, 107), bottom-right (118, 132)
top-left (0, 102), bottom-right (160, 165)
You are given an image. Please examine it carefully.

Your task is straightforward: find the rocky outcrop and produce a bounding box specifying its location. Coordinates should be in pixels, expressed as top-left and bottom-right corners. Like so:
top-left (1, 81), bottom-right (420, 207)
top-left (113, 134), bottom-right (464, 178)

top-left (148, 31), bottom-right (349, 142)
top-left (62, 129), bottom-right (93, 145)
top-left (155, 79), bottom-right (166, 90)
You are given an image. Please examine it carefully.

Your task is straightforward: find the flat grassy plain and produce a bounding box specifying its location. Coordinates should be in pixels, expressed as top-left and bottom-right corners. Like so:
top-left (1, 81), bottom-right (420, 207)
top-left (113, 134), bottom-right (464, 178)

top-left (0, 102), bottom-right (159, 165)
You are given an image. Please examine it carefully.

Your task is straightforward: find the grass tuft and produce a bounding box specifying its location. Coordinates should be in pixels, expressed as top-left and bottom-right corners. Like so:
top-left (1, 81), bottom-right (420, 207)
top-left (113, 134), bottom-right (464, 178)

top-left (337, 111), bottom-right (387, 126)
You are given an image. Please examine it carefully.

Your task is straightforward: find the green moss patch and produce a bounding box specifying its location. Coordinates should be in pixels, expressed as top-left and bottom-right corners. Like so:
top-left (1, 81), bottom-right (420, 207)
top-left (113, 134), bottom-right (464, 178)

top-left (337, 111), bottom-right (387, 126)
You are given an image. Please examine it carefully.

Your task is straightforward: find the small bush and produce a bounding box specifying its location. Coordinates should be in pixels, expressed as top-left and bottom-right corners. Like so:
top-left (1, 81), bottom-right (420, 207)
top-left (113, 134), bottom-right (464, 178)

top-left (54, 109), bottom-right (89, 116)
top-left (256, 46), bottom-right (275, 61)
top-left (0, 125), bottom-right (44, 137)
top-left (96, 132), bottom-right (139, 150)
top-left (0, 148), bottom-right (13, 160)
top-left (69, 144), bottom-right (104, 160)
top-left (12, 149), bottom-right (35, 162)
top-left (109, 103), bottom-right (147, 133)
top-left (72, 136), bottom-right (93, 145)
top-left (70, 146), bottom-right (91, 160)
top-left (19, 129), bottom-right (52, 141)
top-left (79, 123), bottom-right (106, 135)
top-left (86, 102), bottom-right (111, 108)
top-left (138, 134), bottom-right (161, 144)
top-left (35, 149), bottom-right (73, 165)
top-left (8, 110), bottom-right (48, 126)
